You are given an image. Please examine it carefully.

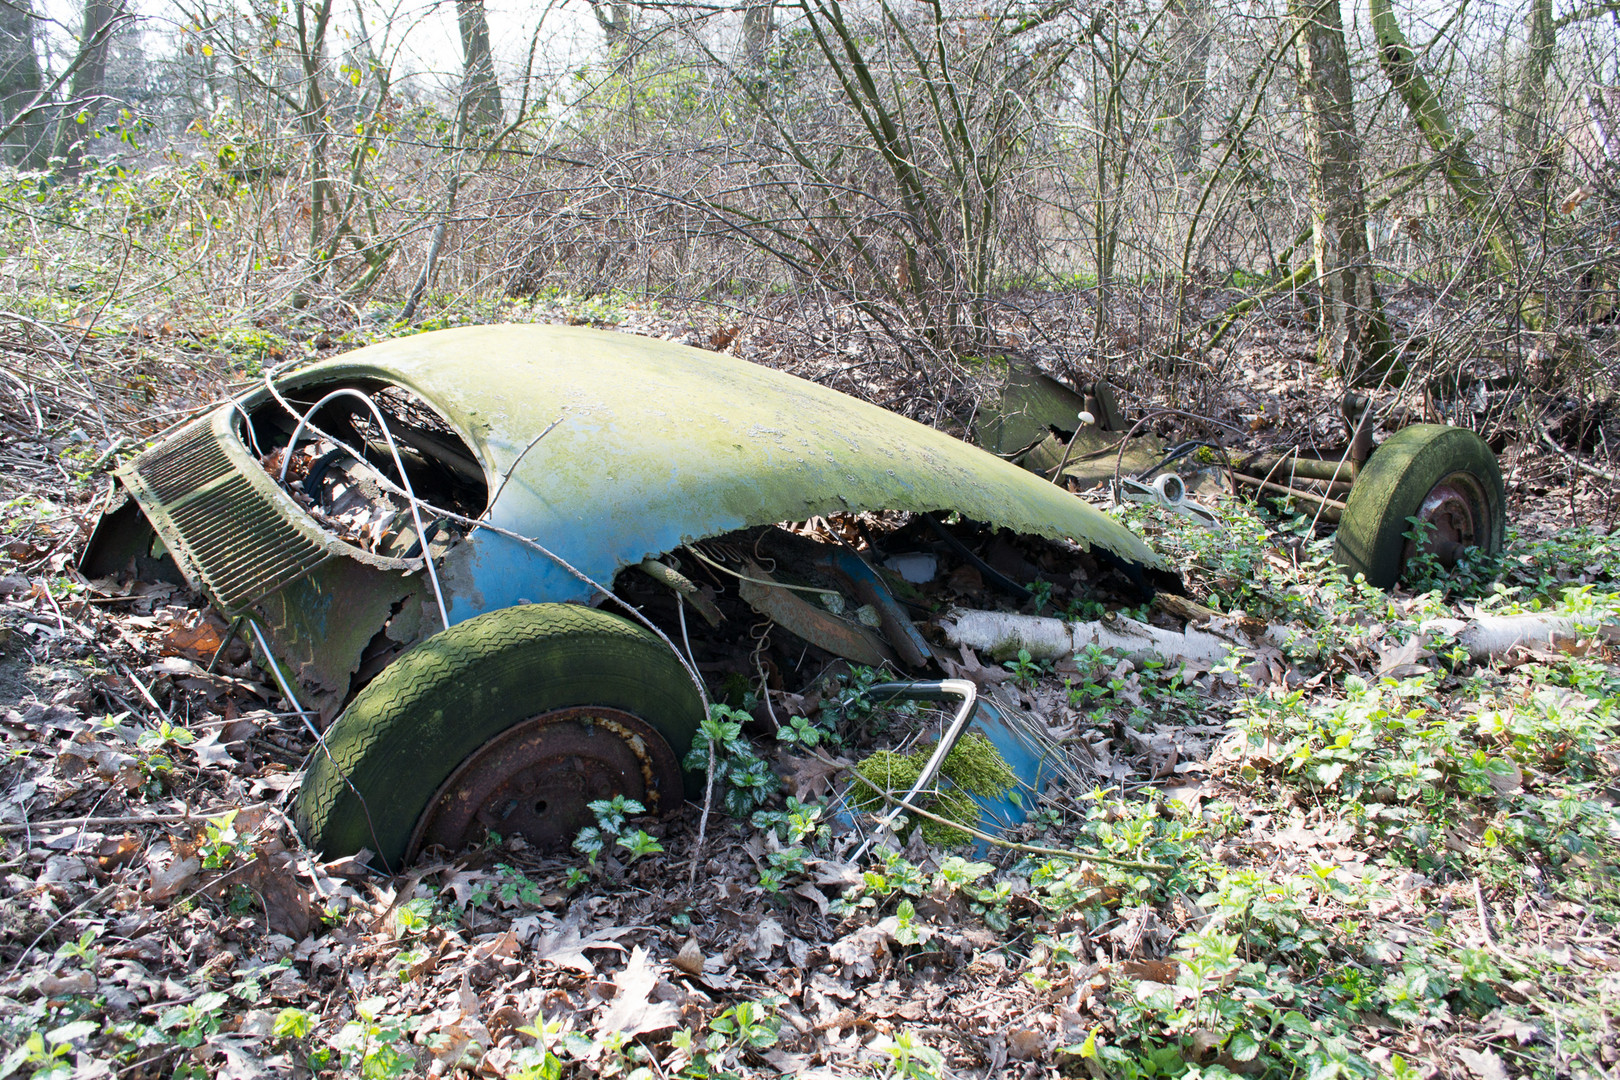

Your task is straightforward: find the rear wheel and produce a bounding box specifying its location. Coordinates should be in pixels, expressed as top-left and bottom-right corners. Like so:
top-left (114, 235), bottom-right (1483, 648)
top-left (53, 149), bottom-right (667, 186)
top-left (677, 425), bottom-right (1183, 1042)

top-left (293, 604), bottom-right (703, 870)
top-left (1332, 424), bottom-right (1505, 590)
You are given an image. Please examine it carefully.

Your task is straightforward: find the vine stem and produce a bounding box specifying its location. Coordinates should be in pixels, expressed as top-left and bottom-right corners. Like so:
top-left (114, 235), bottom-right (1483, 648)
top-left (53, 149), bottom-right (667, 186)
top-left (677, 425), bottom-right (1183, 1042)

top-left (823, 747), bottom-right (1174, 873)
top-left (689, 724), bottom-right (719, 887)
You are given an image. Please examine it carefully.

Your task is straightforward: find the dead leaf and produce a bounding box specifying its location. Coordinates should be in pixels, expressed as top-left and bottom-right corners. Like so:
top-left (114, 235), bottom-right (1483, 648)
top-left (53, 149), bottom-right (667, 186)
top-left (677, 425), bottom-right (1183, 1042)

top-left (1007, 1027), bottom-right (1047, 1060)
top-left (1377, 635), bottom-right (1432, 679)
top-left (673, 938), bottom-right (705, 977)
top-left (244, 854), bottom-right (314, 939)
top-left (149, 855), bottom-right (200, 902)
top-left (749, 916), bottom-right (785, 961)
top-left (1456, 1047), bottom-right (1510, 1080)
top-left (159, 614), bottom-right (227, 661)
top-left (35, 969), bottom-right (97, 997)
top-left (782, 753), bottom-right (847, 802)
top-left (533, 905), bottom-right (627, 976)
top-left (794, 882), bottom-right (830, 915)
top-left (440, 867), bottom-right (493, 910)
top-left (1121, 958), bottom-right (1181, 983)
top-left (97, 834), bottom-right (142, 870)
top-left (828, 923), bottom-right (895, 978)
top-left (596, 947), bottom-right (680, 1040)
top-left (1490, 1015), bottom-right (1543, 1045)
top-left (189, 729), bottom-right (238, 769)
top-left (1484, 758), bottom-right (1523, 796)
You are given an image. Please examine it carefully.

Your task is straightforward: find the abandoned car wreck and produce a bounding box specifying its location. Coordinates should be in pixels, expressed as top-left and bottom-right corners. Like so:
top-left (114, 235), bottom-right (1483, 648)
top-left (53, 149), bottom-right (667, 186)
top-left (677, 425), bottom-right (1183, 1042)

top-left (81, 324), bottom-right (1175, 871)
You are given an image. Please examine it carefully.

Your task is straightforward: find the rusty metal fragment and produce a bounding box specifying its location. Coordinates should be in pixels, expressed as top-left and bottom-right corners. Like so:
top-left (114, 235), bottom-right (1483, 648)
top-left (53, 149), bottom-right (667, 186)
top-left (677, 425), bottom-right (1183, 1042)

top-left (735, 561), bottom-right (896, 668)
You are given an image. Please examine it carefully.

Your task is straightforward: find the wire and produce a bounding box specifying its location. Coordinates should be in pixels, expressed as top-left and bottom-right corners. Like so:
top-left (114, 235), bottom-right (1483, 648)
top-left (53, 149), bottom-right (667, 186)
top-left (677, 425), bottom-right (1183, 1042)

top-left (248, 618), bottom-right (389, 870)
top-left (686, 544), bottom-right (840, 598)
top-left (274, 386), bottom-right (450, 631)
top-left (257, 374), bottom-right (712, 717)
top-left (851, 679), bottom-right (979, 861)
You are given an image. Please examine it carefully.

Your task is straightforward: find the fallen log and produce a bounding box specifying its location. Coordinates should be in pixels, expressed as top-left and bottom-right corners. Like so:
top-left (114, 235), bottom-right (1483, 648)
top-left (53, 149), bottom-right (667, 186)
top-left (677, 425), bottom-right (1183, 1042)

top-left (1420, 613), bottom-right (1619, 663)
top-left (940, 607), bottom-right (1617, 670)
top-left (940, 607), bottom-right (1269, 667)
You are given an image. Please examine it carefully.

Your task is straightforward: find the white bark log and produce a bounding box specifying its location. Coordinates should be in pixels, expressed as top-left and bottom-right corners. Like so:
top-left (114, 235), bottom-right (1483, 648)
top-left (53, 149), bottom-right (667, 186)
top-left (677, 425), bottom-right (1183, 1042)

top-left (941, 608), bottom-right (1615, 670)
top-left (1420, 613), bottom-right (1615, 663)
top-left (940, 608), bottom-right (1260, 668)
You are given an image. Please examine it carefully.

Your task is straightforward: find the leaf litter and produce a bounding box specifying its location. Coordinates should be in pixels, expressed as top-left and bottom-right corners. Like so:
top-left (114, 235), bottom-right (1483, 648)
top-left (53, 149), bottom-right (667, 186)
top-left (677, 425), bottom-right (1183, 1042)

top-left (0, 311), bottom-right (1616, 1080)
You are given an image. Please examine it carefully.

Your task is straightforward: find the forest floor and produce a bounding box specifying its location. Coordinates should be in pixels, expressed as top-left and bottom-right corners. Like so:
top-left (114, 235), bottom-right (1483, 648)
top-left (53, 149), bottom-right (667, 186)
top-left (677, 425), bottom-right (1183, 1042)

top-left (0, 291), bottom-right (1616, 1080)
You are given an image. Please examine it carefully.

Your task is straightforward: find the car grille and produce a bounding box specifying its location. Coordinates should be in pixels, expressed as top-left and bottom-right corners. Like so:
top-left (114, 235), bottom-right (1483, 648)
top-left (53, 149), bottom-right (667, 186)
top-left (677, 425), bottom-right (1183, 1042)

top-left (122, 413), bottom-right (333, 614)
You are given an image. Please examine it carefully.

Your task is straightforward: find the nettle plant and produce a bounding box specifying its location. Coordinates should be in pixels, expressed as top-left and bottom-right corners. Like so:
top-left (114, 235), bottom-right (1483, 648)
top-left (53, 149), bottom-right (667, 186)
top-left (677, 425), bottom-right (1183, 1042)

top-left (684, 705), bottom-right (780, 817)
top-left (573, 794), bottom-right (665, 868)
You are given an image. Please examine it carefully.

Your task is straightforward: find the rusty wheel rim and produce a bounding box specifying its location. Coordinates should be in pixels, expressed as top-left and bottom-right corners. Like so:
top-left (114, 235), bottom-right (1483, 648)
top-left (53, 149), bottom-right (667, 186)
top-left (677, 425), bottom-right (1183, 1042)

top-left (407, 707), bottom-right (683, 858)
top-left (1403, 471), bottom-right (1487, 568)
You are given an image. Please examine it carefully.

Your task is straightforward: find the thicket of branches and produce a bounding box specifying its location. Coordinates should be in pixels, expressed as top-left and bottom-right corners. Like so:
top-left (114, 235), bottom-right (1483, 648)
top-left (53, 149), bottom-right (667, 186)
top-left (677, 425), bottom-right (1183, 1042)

top-left (2, 0), bottom-right (1618, 409)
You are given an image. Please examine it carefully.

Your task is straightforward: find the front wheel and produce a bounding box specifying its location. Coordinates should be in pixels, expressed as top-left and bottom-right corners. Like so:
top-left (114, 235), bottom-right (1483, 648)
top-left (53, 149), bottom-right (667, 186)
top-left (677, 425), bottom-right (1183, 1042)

top-left (1332, 424), bottom-right (1506, 590)
top-left (293, 604), bottom-right (704, 871)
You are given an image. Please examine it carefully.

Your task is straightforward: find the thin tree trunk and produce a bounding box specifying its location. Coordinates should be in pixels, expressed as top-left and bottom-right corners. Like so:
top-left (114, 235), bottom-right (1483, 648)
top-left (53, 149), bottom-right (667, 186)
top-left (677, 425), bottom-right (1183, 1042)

top-left (743, 1), bottom-right (774, 65)
top-left (51, 0), bottom-right (121, 176)
top-left (293, 0), bottom-right (336, 308)
top-left (1513, 0), bottom-right (1556, 188)
top-left (1167, 0), bottom-right (1210, 177)
top-left (455, 0), bottom-right (502, 133)
top-left (1288, 0), bottom-right (1390, 380)
top-left (0, 0), bottom-right (46, 167)
top-left (1369, 0), bottom-right (1539, 328)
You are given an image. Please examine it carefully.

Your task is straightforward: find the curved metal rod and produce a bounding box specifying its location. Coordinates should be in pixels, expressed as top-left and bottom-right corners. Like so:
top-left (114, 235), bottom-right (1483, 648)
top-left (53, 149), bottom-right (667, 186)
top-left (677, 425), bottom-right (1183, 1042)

top-left (277, 387), bottom-right (449, 631)
top-left (853, 678), bottom-right (979, 860)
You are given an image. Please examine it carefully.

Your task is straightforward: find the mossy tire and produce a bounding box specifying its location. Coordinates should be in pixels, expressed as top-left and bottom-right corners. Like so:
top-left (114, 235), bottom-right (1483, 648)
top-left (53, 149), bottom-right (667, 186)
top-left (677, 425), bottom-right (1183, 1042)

top-left (1332, 424), bottom-right (1505, 590)
top-left (293, 603), bottom-right (703, 871)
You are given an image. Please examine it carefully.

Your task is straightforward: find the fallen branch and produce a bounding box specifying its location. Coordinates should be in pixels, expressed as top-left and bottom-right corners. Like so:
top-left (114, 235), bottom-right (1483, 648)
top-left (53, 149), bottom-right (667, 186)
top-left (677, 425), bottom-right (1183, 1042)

top-left (1539, 425), bottom-right (1620, 484)
top-left (1420, 612), bottom-right (1618, 663)
top-left (0, 804), bottom-right (264, 837)
top-left (941, 607), bottom-right (1279, 668)
top-left (944, 607), bottom-right (1616, 671)
top-left (863, 786), bottom-right (1173, 873)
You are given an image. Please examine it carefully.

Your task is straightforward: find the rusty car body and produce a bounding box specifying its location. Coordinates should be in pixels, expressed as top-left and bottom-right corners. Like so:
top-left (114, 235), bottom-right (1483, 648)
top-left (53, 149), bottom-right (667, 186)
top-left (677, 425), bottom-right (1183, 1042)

top-left (84, 324), bottom-right (1162, 867)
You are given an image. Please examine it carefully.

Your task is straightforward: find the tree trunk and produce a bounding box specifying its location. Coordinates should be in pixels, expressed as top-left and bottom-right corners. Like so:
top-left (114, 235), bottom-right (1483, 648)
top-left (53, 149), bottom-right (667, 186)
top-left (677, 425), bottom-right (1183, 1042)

top-left (454, 0), bottom-right (502, 134)
top-left (1166, 0), bottom-right (1210, 176)
top-left (1513, 0), bottom-right (1556, 187)
top-left (589, 1), bottom-right (633, 49)
top-left (0, 0), bottom-right (46, 167)
top-left (293, 0), bottom-right (336, 308)
top-left (51, 0), bottom-right (121, 176)
top-left (743, 1), bottom-right (774, 66)
top-left (1288, 0), bottom-right (1390, 380)
top-left (1369, 0), bottom-right (1530, 307)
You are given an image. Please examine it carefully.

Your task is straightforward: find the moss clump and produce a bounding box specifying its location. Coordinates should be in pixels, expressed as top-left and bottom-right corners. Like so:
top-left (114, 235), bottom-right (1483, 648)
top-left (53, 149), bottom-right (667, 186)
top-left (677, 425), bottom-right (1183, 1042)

top-left (939, 733), bottom-right (1017, 797)
top-left (849, 733), bottom-right (1017, 848)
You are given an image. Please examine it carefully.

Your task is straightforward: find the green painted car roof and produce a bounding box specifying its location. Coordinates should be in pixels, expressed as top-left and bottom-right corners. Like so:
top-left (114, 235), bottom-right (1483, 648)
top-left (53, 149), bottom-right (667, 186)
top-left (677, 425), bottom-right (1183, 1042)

top-left (283, 324), bottom-right (1160, 580)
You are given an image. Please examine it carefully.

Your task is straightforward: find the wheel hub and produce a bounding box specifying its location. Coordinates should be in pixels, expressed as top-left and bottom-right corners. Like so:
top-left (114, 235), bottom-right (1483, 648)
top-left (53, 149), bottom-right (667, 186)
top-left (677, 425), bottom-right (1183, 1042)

top-left (1405, 472), bottom-right (1484, 567)
top-left (408, 707), bottom-right (683, 858)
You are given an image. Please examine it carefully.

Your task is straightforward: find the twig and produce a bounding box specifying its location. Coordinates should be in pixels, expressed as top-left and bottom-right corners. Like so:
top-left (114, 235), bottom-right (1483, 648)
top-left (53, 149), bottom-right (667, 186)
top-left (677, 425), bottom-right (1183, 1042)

top-left (1473, 878), bottom-right (1498, 946)
top-left (689, 718), bottom-right (719, 887)
top-left (116, 661), bottom-right (173, 724)
top-left (0, 805), bottom-right (264, 837)
top-left (7, 884), bottom-right (118, 976)
top-left (1540, 424), bottom-right (1620, 483)
top-left (482, 414), bottom-right (565, 514)
top-left (862, 782), bottom-right (1174, 872)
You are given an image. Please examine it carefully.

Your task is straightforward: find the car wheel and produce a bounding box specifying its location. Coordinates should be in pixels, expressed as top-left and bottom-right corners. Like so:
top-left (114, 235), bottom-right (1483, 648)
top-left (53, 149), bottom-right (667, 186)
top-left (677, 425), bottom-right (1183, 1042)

top-left (293, 603), bottom-right (704, 870)
top-left (1332, 424), bottom-right (1505, 590)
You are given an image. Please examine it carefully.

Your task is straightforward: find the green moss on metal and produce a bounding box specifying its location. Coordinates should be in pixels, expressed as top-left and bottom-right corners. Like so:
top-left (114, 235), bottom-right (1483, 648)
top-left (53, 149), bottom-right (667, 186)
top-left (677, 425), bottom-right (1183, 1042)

top-left (850, 733), bottom-right (1015, 847)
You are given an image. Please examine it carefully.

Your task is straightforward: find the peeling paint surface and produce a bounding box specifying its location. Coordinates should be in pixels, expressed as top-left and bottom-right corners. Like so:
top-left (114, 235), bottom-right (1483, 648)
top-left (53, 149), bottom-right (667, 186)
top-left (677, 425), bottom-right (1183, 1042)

top-left (270, 325), bottom-right (1159, 622)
